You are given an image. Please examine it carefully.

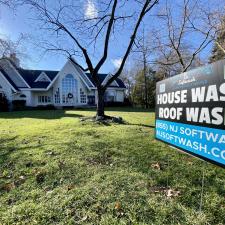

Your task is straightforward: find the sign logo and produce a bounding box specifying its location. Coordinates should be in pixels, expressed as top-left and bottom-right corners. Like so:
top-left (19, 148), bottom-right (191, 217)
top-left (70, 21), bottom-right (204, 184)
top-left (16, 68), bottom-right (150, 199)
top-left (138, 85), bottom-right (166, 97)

top-left (155, 60), bottom-right (225, 168)
top-left (159, 83), bottom-right (165, 93)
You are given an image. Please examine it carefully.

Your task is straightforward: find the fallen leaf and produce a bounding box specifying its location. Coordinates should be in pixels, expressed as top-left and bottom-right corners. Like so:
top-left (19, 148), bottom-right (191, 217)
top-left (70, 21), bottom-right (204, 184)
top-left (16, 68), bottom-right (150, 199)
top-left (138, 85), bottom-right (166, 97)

top-left (165, 189), bottom-right (180, 198)
top-left (114, 202), bottom-right (121, 210)
top-left (67, 184), bottom-right (76, 191)
top-left (45, 151), bottom-right (55, 156)
top-left (2, 182), bottom-right (16, 192)
top-left (80, 215), bottom-right (88, 222)
top-left (15, 175), bottom-right (26, 186)
top-left (151, 162), bottom-right (161, 170)
top-left (46, 190), bottom-right (53, 195)
top-left (19, 176), bottom-right (25, 180)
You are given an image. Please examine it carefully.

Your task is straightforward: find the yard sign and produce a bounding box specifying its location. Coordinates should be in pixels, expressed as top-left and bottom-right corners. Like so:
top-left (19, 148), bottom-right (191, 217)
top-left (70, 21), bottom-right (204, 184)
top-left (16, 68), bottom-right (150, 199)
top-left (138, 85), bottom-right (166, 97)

top-left (155, 59), bottom-right (225, 168)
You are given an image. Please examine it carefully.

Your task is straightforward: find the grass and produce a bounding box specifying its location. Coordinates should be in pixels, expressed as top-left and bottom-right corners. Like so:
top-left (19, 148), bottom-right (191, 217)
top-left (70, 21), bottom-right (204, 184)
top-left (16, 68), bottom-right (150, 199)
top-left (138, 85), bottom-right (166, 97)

top-left (0, 107), bottom-right (224, 225)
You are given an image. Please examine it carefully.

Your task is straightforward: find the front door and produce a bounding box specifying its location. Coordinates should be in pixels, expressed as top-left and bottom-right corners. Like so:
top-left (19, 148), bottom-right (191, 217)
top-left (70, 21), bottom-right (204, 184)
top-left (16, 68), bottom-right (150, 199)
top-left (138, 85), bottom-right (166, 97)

top-left (88, 96), bottom-right (95, 105)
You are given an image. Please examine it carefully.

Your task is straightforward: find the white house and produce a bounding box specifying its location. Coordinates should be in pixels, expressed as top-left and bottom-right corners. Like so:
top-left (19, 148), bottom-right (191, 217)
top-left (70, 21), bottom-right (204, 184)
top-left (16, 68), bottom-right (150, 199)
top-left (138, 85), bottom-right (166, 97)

top-left (0, 57), bottom-right (126, 108)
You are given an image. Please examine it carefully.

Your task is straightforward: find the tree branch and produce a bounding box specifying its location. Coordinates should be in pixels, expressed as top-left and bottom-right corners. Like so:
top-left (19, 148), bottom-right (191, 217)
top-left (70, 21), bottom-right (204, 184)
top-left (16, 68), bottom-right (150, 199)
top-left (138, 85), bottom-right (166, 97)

top-left (104, 0), bottom-right (159, 89)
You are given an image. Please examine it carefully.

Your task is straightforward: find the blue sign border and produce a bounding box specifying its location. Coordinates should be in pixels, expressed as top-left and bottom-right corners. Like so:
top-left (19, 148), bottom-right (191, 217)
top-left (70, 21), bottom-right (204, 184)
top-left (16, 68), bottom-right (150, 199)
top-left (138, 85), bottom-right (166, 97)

top-left (154, 119), bottom-right (225, 168)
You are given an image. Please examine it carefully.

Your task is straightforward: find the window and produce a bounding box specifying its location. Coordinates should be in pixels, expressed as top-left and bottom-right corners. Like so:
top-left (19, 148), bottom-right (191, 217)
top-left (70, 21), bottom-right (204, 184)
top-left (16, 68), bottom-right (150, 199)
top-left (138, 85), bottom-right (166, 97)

top-left (62, 74), bottom-right (77, 104)
top-left (35, 72), bottom-right (51, 82)
top-left (20, 94), bottom-right (26, 98)
top-left (80, 88), bottom-right (87, 104)
top-left (38, 96), bottom-right (51, 103)
top-left (39, 77), bottom-right (49, 82)
top-left (54, 88), bottom-right (60, 104)
top-left (109, 80), bottom-right (119, 87)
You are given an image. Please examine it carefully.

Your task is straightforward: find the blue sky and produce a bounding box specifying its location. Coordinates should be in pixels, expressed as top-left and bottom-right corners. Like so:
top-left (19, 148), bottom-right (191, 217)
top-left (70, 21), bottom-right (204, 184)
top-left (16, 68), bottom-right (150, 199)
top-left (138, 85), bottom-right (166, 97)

top-left (0, 0), bottom-right (135, 72)
top-left (0, 0), bottom-right (222, 72)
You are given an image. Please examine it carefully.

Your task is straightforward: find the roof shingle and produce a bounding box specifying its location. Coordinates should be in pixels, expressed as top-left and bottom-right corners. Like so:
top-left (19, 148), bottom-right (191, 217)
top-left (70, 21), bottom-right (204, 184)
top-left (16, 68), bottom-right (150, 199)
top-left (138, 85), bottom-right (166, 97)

top-left (18, 69), bottom-right (59, 89)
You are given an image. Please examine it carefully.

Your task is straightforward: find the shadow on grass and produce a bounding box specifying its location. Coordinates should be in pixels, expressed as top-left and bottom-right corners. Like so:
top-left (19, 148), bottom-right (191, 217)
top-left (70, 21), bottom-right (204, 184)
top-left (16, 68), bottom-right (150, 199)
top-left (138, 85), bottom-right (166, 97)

top-left (0, 110), bottom-right (84, 120)
top-left (0, 136), bottom-right (18, 165)
top-left (0, 107), bottom-right (155, 120)
top-left (105, 107), bottom-right (155, 113)
top-left (126, 123), bottom-right (155, 128)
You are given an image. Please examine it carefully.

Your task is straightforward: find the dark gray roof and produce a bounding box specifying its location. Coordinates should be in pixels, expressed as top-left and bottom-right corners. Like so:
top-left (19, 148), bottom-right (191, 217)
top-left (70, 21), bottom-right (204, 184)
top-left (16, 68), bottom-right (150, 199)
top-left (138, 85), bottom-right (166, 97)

top-left (0, 59), bottom-right (28, 88)
top-left (18, 69), bottom-right (59, 89)
top-left (0, 65), bottom-right (126, 90)
top-left (85, 73), bottom-right (126, 88)
top-left (0, 68), bottom-right (19, 91)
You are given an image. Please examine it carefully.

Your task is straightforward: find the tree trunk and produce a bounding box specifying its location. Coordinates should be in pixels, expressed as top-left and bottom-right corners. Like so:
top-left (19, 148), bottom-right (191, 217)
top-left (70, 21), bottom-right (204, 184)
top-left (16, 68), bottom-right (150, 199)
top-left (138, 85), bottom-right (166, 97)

top-left (96, 88), bottom-right (105, 118)
top-left (143, 51), bottom-right (148, 109)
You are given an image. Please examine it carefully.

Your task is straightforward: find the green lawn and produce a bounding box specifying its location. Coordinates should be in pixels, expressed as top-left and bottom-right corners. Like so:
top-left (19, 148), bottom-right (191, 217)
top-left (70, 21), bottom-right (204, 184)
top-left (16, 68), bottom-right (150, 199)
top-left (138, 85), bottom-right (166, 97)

top-left (0, 108), bottom-right (224, 225)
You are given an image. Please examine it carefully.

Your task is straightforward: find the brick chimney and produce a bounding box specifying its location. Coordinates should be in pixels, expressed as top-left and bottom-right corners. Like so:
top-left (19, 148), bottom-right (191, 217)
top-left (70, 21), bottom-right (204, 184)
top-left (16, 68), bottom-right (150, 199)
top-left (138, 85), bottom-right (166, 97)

top-left (9, 53), bottom-right (20, 68)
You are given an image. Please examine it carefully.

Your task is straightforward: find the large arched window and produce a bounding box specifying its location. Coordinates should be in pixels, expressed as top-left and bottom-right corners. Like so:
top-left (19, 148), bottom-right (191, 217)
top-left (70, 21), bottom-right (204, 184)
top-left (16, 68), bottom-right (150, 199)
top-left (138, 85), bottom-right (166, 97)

top-left (62, 74), bottom-right (78, 104)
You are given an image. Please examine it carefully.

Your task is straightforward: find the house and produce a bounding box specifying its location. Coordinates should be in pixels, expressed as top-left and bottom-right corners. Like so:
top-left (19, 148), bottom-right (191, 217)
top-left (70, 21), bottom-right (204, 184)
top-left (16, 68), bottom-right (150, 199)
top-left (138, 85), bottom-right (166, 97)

top-left (0, 56), bottom-right (126, 109)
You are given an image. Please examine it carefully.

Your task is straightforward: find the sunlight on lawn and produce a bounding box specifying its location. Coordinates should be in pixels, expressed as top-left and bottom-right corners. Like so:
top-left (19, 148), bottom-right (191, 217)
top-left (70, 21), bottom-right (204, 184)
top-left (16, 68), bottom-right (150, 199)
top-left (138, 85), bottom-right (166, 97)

top-left (0, 108), bottom-right (224, 225)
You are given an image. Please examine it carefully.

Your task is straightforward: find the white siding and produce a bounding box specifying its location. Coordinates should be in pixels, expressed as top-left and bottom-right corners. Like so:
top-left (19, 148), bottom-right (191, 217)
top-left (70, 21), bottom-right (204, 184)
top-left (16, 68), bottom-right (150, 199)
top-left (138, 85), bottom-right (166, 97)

top-left (52, 60), bottom-right (90, 106)
top-left (21, 90), bottom-right (34, 107)
top-left (116, 90), bottom-right (124, 102)
top-left (32, 89), bottom-right (53, 106)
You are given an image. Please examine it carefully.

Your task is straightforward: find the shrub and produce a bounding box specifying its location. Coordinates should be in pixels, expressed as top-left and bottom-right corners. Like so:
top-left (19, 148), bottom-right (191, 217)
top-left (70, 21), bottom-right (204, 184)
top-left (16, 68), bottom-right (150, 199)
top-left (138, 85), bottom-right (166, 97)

top-left (0, 94), bottom-right (9, 111)
top-left (12, 100), bottom-right (26, 111)
top-left (36, 104), bottom-right (55, 110)
top-left (104, 98), bottom-right (132, 107)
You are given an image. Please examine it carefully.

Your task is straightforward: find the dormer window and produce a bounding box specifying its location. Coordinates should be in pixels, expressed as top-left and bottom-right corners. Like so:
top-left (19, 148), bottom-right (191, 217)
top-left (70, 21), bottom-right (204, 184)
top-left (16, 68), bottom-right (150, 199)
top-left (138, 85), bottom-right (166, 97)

top-left (102, 73), bottom-right (119, 87)
top-left (39, 77), bottom-right (49, 82)
top-left (35, 72), bottom-right (51, 82)
top-left (109, 80), bottom-right (119, 87)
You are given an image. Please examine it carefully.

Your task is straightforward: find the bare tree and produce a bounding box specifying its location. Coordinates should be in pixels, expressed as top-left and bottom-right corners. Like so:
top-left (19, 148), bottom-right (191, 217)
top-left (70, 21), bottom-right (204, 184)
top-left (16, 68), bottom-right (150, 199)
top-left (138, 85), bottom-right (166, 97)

top-left (0, 35), bottom-right (23, 57)
top-left (151, 0), bottom-right (214, 76)
top-left (0, 0), bottom-right (13, 6)
top-left (0, 0), bottom-right (22, 8)
top-left (132, 27), bottom-right (153, 108)
top-left (0, 34), bottom-right (28, 66)
top-left (23, 0), bottom-right (159, 119)
top-left (187, 5), bottom-right (225, 62)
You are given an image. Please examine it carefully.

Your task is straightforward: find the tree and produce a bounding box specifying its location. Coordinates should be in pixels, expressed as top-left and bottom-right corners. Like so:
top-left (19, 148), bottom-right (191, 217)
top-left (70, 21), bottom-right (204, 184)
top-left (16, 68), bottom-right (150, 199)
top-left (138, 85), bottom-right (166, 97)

top-left (0, 0), bottom-right (13, 6)
top-left (24, 0), bottom-right (159, 119)
top-left (209, 15), bottom-right (225, 62)
top-left (150, 0), bottom-right (214, 77)
top-left (132, 27), bottom-right (153, 108)
top-left (118, 67), bottom-right (133, 104)
top-left (132, 66), bottom-right (158, 108)
top-left (0, 35), bottom-right (23, 58)
top-left (183, 1), bottom-right (225, 63)
top-left (0, 0), bottom-right (21, 8)
top-left (0, 35), bottom-right (27, 68)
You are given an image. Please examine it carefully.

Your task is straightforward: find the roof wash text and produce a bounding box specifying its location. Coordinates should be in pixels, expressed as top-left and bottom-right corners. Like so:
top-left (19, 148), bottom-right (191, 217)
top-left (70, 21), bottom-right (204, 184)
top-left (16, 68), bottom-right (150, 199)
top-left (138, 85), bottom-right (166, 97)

top-left (157, 83), bottom-right (225, 125)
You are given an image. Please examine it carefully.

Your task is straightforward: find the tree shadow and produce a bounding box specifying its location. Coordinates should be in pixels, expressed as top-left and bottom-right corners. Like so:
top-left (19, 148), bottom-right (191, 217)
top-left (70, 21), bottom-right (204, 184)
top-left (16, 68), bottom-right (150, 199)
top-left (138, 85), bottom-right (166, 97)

top-left (0, 110), bottom-right (84, 120)
top-left (105, 107), bottom-right (155, 113)
top-left (125, 122), bottom-right (155, 128)
top-left (0, 136), bottom-right (18, 165)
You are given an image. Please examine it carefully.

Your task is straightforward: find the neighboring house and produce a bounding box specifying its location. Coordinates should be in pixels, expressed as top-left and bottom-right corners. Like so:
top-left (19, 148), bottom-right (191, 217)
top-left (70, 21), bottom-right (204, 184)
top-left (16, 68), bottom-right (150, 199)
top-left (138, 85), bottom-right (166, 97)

top-left (0, 57), bottom-right (126, 108)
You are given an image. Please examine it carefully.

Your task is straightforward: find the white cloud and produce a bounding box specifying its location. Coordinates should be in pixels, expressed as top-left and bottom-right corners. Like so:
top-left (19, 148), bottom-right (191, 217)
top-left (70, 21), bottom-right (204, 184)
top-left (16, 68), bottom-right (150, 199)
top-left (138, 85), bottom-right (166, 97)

top-left (84, 0), bottom-right (98, 19)
top-left (112, 58), bottom-right (122, 68)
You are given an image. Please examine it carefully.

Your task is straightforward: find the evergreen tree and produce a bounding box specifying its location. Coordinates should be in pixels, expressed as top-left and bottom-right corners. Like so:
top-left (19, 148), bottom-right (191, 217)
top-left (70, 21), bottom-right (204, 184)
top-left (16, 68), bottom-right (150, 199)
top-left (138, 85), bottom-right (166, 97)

top-left (132, 67), bottom-right (161, 108)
